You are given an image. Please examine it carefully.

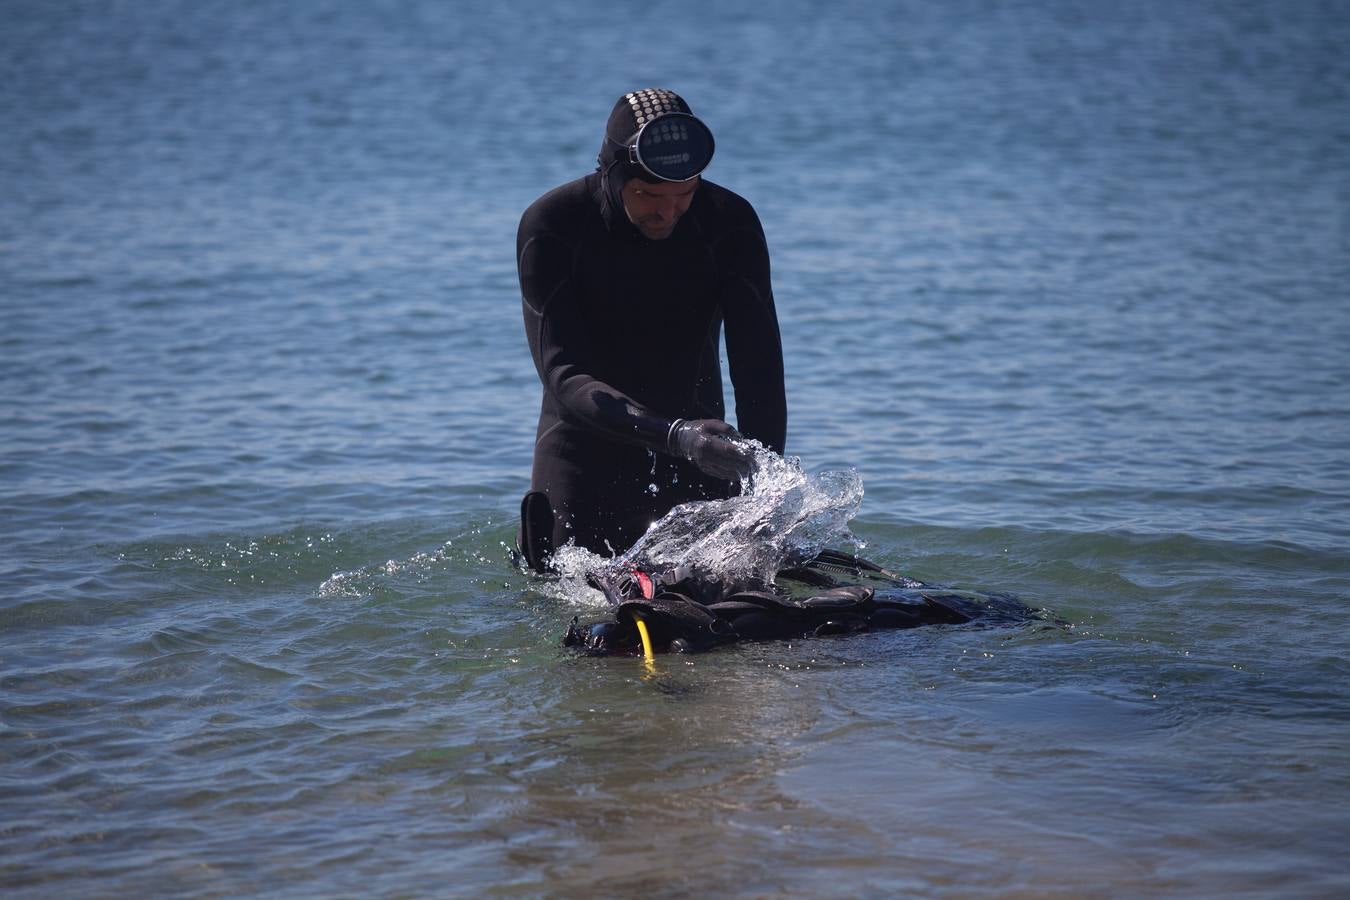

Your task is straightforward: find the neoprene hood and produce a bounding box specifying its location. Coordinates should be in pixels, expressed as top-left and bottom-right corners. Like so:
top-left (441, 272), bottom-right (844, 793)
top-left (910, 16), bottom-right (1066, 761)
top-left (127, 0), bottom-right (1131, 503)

top-left (597, 89), bottom-right (715, 217)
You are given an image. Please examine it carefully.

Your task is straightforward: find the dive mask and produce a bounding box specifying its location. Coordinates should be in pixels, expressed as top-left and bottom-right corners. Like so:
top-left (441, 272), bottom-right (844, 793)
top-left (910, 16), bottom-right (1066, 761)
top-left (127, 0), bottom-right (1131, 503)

top-left (625, 111), bottom-right (716, 182)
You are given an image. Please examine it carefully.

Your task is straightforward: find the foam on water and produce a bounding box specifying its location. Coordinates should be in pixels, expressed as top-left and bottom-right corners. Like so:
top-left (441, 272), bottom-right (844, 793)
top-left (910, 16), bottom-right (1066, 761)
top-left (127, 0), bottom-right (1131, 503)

top-left (551, 441), bottom-right (864, 605)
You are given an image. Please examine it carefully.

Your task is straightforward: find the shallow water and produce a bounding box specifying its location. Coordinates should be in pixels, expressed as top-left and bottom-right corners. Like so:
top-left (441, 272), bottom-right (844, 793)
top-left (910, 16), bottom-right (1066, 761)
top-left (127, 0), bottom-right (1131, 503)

top-left (4, 0), bottom-right (1349, 896)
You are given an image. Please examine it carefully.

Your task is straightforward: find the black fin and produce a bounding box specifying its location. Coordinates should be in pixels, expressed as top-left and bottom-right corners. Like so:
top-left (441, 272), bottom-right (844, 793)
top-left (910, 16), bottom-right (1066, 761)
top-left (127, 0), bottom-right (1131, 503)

top-left (805, 549), bottom-right (915, 586)
top-left (801, 585), bottom-right (875, 610)
top-left (919, 593), bottom-right (976, 624)
top-left (518, 491), bottom-right (554, 574)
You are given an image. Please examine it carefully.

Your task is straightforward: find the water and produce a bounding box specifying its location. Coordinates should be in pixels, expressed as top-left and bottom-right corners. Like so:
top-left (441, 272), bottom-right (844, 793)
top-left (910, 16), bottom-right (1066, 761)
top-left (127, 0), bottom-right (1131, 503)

top-left (553, 442), bottom-right (866, 601)
top-left (3, 0), bottom-right (1348, 895)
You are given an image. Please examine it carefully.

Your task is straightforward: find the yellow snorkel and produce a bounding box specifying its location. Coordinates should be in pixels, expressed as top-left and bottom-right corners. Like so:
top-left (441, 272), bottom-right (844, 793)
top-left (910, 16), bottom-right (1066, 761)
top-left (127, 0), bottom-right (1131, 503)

top-left (633, 613), bottom-right (656, 665)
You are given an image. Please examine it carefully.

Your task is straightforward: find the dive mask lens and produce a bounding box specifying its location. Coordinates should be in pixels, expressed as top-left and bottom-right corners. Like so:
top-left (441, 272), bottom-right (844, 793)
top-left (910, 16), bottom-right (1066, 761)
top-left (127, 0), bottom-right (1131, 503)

top-left (629, 112), bottom-right (715, 182)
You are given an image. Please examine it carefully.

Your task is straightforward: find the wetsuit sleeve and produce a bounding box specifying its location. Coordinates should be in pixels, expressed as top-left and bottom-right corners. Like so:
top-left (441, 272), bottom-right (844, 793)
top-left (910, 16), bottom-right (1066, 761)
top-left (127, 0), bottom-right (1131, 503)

top-left (717, 208), bottom-right (787, 453)
top-left (518, 222), bottom-right (673, 449)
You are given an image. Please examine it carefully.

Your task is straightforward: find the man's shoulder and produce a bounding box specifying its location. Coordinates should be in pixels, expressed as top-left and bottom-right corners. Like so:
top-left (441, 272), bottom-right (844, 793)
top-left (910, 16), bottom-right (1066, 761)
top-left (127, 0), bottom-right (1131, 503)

top-left (692, 179), bottom-right (761, 226)
top-left (521, 175), bottom-right (600, 232)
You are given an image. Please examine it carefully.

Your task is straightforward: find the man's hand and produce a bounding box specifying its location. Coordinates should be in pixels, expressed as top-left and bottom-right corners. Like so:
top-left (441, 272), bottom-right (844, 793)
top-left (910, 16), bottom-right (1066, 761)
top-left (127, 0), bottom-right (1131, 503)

top-left (667, 419), bottom-right (755, 482)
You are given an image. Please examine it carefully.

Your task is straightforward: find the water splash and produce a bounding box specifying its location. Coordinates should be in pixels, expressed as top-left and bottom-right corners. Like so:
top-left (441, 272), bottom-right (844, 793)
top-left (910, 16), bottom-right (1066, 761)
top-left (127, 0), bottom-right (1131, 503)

top-left (552, 441), bottom-right (864, 605)
top-left (319, 542), bottom-right (459, 598)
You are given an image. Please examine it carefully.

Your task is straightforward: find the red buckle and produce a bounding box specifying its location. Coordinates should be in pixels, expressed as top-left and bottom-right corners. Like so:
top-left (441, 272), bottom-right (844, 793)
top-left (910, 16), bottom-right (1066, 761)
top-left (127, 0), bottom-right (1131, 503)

top-left (633, 569), bottom-right (654, 600)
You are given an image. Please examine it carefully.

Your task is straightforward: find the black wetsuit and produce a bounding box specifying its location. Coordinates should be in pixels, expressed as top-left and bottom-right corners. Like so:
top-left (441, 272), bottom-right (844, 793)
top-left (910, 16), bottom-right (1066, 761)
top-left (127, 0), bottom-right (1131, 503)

top-left (518, 171), bottom-right (787, 555)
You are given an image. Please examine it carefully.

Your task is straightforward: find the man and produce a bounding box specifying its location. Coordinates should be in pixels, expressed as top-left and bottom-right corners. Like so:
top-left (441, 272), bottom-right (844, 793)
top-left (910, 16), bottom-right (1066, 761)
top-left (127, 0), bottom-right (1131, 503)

top-left (517, 88), bottom-right (787, 569)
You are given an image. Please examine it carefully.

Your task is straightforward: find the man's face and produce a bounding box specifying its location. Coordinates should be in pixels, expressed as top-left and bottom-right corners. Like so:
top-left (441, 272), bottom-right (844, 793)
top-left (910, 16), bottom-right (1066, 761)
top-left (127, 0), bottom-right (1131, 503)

top-left (621, 176), bottom-right (699, 240)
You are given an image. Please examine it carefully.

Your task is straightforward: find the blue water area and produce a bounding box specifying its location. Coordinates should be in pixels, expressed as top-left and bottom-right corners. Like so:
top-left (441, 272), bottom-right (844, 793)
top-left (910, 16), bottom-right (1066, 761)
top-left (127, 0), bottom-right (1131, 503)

top-left (3, 0), bottom-right (1349, 895)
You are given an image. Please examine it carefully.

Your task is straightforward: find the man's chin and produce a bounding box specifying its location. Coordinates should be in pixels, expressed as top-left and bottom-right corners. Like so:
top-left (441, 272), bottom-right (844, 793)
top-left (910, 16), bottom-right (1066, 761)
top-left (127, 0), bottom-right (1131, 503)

top-left (638, 223), bottom-right (676, 240)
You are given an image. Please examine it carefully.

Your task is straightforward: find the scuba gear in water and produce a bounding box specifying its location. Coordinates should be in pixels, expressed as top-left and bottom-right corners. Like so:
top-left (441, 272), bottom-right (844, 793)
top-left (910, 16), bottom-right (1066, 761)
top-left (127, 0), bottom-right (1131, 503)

top-left (563, 549), bottom-right (1035, 655)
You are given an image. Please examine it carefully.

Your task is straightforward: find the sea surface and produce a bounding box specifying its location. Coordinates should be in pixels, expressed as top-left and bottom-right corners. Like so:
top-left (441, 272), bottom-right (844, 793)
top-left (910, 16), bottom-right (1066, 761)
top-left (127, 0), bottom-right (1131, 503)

top-left (3, 0), bottom-right (1349, 896)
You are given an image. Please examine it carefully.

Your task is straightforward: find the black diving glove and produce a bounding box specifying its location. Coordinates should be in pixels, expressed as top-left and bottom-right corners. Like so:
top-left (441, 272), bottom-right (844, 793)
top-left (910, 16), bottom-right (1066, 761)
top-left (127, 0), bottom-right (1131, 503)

top-left (666, 418), bottom-right (755, 483)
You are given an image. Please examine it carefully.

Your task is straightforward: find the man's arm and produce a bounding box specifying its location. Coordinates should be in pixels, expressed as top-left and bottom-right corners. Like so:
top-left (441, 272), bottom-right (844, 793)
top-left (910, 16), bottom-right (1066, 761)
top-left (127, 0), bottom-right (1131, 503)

top-left (518, 221), bottom-right (673, 449)
top-left (718, 209), bottom-right (787, 453)
top-left (518, 210), bottom-right (757, 482)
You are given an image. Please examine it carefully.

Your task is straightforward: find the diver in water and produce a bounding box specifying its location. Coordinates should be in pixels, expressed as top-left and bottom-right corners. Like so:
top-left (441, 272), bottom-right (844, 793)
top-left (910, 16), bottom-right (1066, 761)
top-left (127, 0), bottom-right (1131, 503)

top-left (517, 89), bottom-right (787, 569)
